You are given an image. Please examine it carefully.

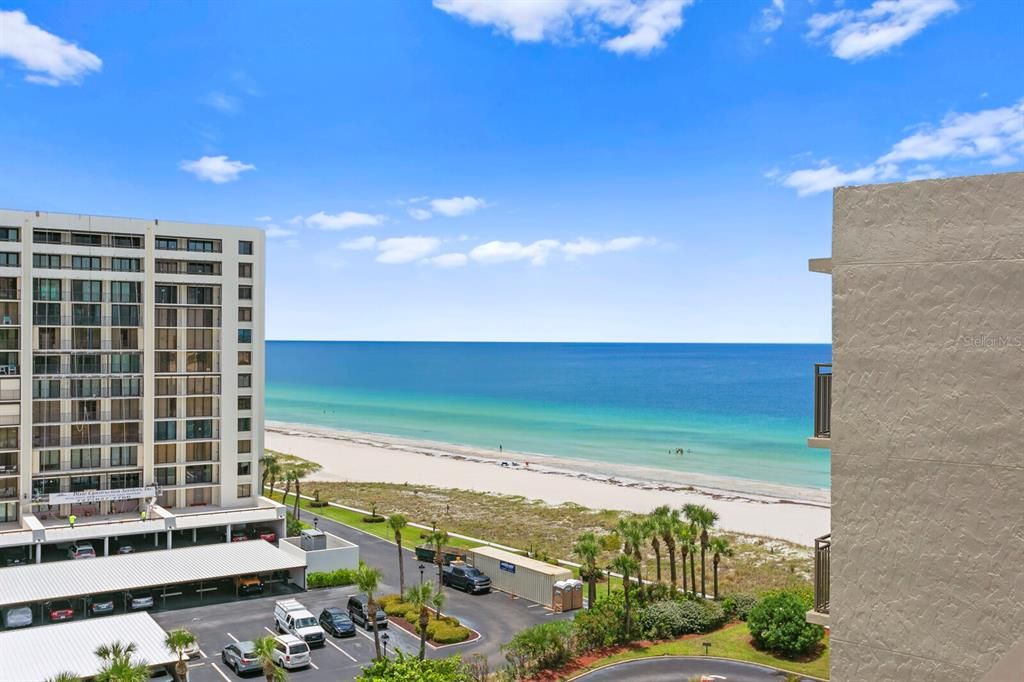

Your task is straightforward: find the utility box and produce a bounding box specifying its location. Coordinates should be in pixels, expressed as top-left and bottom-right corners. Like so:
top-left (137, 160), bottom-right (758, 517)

top-left (299, 529), bottom-right (326, 551)
top-left (469, 546), bottom-right (573, 608)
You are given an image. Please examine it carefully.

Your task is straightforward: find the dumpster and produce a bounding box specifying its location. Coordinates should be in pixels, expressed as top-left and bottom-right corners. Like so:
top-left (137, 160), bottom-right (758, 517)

top-left (414, 544), bottom-right (466, 565)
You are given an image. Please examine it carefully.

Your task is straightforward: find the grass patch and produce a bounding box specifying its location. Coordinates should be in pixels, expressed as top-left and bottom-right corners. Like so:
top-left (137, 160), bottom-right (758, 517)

top-left (576, 621), bottom-right (829, 680)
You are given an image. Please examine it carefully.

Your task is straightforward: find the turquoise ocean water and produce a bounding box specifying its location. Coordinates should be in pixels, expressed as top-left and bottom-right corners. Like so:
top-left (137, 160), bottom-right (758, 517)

top-left (267, 342), bottom-right (831, 490)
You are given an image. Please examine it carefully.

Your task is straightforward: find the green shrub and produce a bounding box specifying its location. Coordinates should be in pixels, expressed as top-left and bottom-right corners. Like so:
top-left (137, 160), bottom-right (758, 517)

top-left (501, 620), bottom-right (576, 679)
top-left (747, 589), bottom-right (824, 657)
top-left (307, 568), bottom-right (358, 588)
top-left (637, 600), bottom-right (708, 639)
top-left (357, 650), bottom-right (474, 681)
top-left (405, 608), bottom-right (422, 626)
top-left (362, 515), bottom-right (386, 523)
top-left (383, 600), bottom-right (413, 617)
top-left (701, 600), bottom-right (727, 631)
top-left (432, 623), bottom-right (471, 644)
top-left (722, 593), bottom-right (759, 621)
top-left (573, 591), bottom-right (627, 651)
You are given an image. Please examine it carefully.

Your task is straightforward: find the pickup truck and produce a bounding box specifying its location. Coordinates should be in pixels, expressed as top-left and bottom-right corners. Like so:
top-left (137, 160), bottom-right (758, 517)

top-left (274, 599), bottom-right (326, 648)
top-left (442, 562), bottom-right (492, 594)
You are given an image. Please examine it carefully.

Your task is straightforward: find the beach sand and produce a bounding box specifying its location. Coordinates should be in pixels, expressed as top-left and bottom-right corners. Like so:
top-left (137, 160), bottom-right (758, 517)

top-left (265, 421), bottom-right (831, 546)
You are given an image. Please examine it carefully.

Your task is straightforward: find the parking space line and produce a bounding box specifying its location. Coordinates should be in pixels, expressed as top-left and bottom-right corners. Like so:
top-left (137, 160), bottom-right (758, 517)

top-left (225, 632), bottom-right (239, 643)
top-left (309, 660), bottom-right (320, 670)
top-left (210, 662), bottom-right (231, 682)
top-left (263, 626), bottom-right (276, 636)
top-left (327, 639), bottom-right (357, 662)
top-left (354, 628), bottom-right (375, 642)
top-left (198, 648), bottom-right (208, 658)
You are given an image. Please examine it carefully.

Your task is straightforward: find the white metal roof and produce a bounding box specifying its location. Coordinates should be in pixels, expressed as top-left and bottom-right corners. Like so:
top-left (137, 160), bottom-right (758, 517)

top-left (471, 545), bottom-right (574, 577)
top-left (0, 612), bottom-right (176, 680)
top-left (0, 540), bottom-right (305, 607)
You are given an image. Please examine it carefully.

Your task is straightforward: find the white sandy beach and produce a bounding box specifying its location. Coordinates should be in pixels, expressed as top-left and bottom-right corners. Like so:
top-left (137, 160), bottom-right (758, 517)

top-left (265, 421), bottom-right (831, 546)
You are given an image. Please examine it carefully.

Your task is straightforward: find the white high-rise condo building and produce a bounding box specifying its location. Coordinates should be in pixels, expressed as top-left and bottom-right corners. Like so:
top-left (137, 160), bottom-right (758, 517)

top-left (0, 209), bottom-right (283, 562)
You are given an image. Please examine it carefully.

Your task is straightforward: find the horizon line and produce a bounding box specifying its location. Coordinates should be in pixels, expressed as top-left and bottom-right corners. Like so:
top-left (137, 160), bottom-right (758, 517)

top-left (266, 339), bottom-right (833, 345)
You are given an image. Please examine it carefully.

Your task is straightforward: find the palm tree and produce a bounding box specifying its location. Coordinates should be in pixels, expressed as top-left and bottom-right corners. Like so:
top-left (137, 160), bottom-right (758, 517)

top-left (45, 674), bottom-right (81, 682)
top-left (387, 513), bottom-right (409, 595)
top-left (355, 564), bottom-right (384, 660)
top-left (430, 588), bottom-right (446, 625)
top-left (164, 628), bottom-right (197, 682)
top-left (572, 531), bottom-right (601, 609)
top-left (676, 523), bottom-right (697, 596)
top-left (647, 511), bottom-right (664, 583)
top-left (252, 635), bottom-right (286, 682)
top-left (684, 504), bottom-right (719, 598)
top-left (425, 527), bottom-right (449, 593)
top-left (657, 506), bottom-right (681, 591)
top-left (616, 517), bottom-right (646, 583)
top-left (610, 553), bottom-right (639, 639)
top-left (404, 582), bottom-right (434, 660)
top-left (94, 641), bottom-right (149, 682)
top-left (280, 468), bottom-right (297, 505)
top-left (709, 536), bottom-right (733, 600)
top-left (260, 452), bottom-right (280, 494)
top-left (290, 461), bottom-right (323, 518)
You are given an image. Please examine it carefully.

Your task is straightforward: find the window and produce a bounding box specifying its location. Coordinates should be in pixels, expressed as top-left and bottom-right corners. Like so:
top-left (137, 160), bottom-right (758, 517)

top-left (238, 263), bottom-right (252, 278)
top-left (186, 396), bottom-right (214, 417)
top-left (238, 351), bottom-right (251, 366)
top-left (70, 354), bottom-right (101, 374)
top-left (111, 305), bottom-right (140, 326)
top-left (237, 484), bottom-right (252, 498)
top-left (155, 285), bottom-right (178, 304)
top-left (33, 230), bottom-right (62, 244)
top-left (186, 376), bottom-right (218, 395)
top-left (111, 257), bottom-right (142, 272)
top-left (155, 352), bottom-right (177, 373)
top-left (111, 234), bottom-right (142, 249)
top-left (186, 441), bottom-right (214, 462)
top-left (70, 448), bottom-right (101, 469)
top-left (156, 377), bottom-right (177, 396)
top-left (186, 261), bottom-right (217, 275)
top-left (154, 443), bottom-right (176, 464)
top-left (187, 239), bottom-right (215, 252)
top-left (33, 278), bottom-right (61, 301)
top-left (238, 329), bottom-right (252, 343)
top-left (72, 399), bottom-right (99, 421)
top-left (32, 253), bottom-right (61, 269)
top-left (185, 464), bottom-right (214, 484)
top-left (71, 378), bottom-right (102, 398)
top-left (70, 475), bottom-right (101, 492)
top-left (155, 421), bottom-right (177, 442)
top-left (238, 417), bottom-right (251, 432)
top-left (112, 328), bottom-right (139, 350)
top-left (111, 399), bottom-right (140, 420)
top-left (237, 461), bottom-right (252, 476)
top-left (72, 327), bottom-right (101, 350)
top-left (155, 468), bottom-right (176, 485)
top-left (156, 237), bottom-right (178, 250)
top-left (186, 419), bottom-right (213, 440)
top-left (110, 472), bottom-right (141, 489)
top-left (111, 281), bottom-right (141, 303)
top-left (239, 240), bottom-right (253, 255)
top-left (156, 329), bottom-right (177, 350)
top-left (71, 255), bottom-right (101, 271)
top-left (39, 450), bottom-right (60, 472)
top-left (109, 353), bottom-right (141, 373)
top-left (71, 232), bottom-right (102, 246)
top-left (155, 397), bottom-right (177, 419)
top-left (238, 396), bottom-right (251, 411)
top-left (32, 379), bottom-right (60, 399)
top-left (0, 227), bottom-right (19, 242)
top-left (186, 329), bottom-right (214, 349)
top-left (0, 328), bottom-right (18, 350)
top-left (238, 307), bottom-right (252, 322)
top-left (33, 400), bottom-right (60, 423)
top-left (71, 280), bottom-right (102, 302)
top-left (238, 285), bottom-right (252, 300)
top-left (187, 286), bottom-right (215, 305)
top-left (238, 439), bottom-right (252, 454)
top-left (110, 377), bottom-right (142, 397)
top-left (110, 446), bottom-right (138, 467)
top-left (72, 303), bottom-right (101, 326)
top-left (0, 252), bottom-right (18, 267)
top-left (186, 351), bottom-right (215, 373)
top-left (33, 302), bottom-right (60, 325)
top-left (155, 308), bottom-right (177, 327)
top-left (33, 355), bottom-right (61, 375)
top-left (238, 374), bottom-right (251, 388)
top-left (111, 422), bottom-right (140, 444)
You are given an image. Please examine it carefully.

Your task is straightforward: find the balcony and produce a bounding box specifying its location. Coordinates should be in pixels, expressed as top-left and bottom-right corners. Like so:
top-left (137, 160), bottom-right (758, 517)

top-left (807, 533), bottom-right (831, 627)
top-left (808, 362), bottom-right (832, 448)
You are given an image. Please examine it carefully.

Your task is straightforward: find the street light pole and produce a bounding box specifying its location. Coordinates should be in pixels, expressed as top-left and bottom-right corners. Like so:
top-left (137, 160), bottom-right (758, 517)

top-left (418, 563), bottom-right (425, 586)
top-left (381, 632), bottom-right (390, 660)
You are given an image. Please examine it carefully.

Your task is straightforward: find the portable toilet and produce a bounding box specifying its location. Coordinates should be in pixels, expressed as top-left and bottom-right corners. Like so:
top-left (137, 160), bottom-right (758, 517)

top-left (571, 579), bottom-right (584, 610)
top-left (552, 580), bottom-right (569, 612)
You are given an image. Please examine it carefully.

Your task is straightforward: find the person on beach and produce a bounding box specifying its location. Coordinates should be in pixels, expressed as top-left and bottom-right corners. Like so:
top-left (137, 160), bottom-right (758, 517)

top-left (499, 443), bottom-right (503, 453)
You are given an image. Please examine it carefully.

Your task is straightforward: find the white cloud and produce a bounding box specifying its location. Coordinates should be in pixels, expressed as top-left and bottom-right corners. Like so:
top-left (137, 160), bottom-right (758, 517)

top-left (305, 211), bottom-right (385, 230)
top-left (424, 253), bottom-right (469, 268)
top-left (264, 225), bottom-right (296, 239)
top-left (469, 239), bottom-right (562, 266)
top-left (0, 10), bottom-right (102, 86)
top-left (376, 237), bottom-right (441, 264)
top-left (758, 0), bottom-right (785, 34)
top-left (433, 0), bottom-right (693, 56)
top-left (806, 0), bottom-right (958, 61)
top-left (204, 91), bottom-right (241, 113)
top-left (562, 236), bottom-right (657, 258)
top-left (286, 215), bottom-right (304, 225)
top-left (429, 196), bottom-right (487, 217)
top-left (254, 216), bottom-right (273, 222)
top-left (408, 207), bottom-right (434, 221)
top-left (339, 236), bottom-right (377, 251)
top-left (179, 155), bottom-right (255, 184)
top-left (778, 99), bottom-right (1024, 195)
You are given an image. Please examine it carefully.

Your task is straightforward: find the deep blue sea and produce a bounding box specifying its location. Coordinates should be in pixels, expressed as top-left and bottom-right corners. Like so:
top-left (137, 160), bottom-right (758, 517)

top-left (266, 342), bottom-right (832, 490)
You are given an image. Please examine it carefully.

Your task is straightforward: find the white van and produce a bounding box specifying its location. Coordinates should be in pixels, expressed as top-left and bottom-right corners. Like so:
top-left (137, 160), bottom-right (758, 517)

top-left (273, 599), bottom-right (325, 648)
top-left (272, 635), bottom-right (310, 670)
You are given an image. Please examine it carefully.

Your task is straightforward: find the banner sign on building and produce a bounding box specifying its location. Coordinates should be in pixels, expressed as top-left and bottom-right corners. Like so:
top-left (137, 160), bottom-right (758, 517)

top-left (49, 486), bottom-right (157, 505)
top-left (499, 560), bottom-right (517, 574)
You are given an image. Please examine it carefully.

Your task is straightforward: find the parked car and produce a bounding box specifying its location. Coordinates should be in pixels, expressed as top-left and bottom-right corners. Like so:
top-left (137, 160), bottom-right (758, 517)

top-left (127, 589), bottom-right (155, 610)
top-left (250, 526), bottom-right (277, 543)
top-left (274, 599), bottom-right (325, 647)
top-left (221, 641), bottom-right (262, 675)
top-left (116, 544), bottom-right (135, 554)
top-left (89, 593), bottom-right (117, 616)
top-left (230, 530), bottom-right (249, 542)
top-left (347, 594), bottom-right (388, 631)
top-left (318, 607), bottom-right (356, 638)
top-left (442, 562), bottom-right (492, 594)
top-left (48, 599), bottom-right (76, 622)
top-left (272, 635), bottom-right (310, 670)
top-left (3, 607), bottom-right (32, 629)
top-left (235, 574), bottom-right (264, 596)
top-left (67, 543), bottom-right (97, 560)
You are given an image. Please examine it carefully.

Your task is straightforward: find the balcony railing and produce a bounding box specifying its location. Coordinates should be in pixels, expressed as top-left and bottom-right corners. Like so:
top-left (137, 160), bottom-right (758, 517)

top-left (813, 363), bottom-right (832, 439)
top-left (814, 533), bottom-right (831, 615)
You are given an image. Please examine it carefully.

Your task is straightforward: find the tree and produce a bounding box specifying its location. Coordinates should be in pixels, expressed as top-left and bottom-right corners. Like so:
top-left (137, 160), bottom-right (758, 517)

top-left (709, 536), bottom-right (733, 600)
top-left (430, 587), bottom-right (446, 622)
top-left (404, 582), bottom-right (434, 660)
top-left (657, 506), bottom-right (681, 591)
top-left (610, 554), bottom-right (640, 639)
top-left (289, 461), bottom-right (322, 518)
top-left (679, 524), bottom-right (698, 597)
top-left (260, 452), bottom-right (280, 494)
top-left (357, 651), bottom-right (474, 681)
top-left (280, 468), bottom-right (296, 504)
top-left (387, 513), bottom-right (409, 595)
top-left (676, 524), bottom-right (693, 594)
top-left (355, 564), bottom-right (384, 660)
top-left (647, 510), bottom-right (663, 583)
top-left (425, 527), bottom-right (449, 594)
top-left (252, 635), bottom-right (287, 682)
top-left (164, 628), bottom-right (197, 682)
top-left (747, 590), bottom-right (824, 657)
top-left (572, 531), bottom-right (601, 609)
top-left (616, 517), bottom-right (646, 583)
top-left (45, 674), bottom-right (81, 682)
top-left (684, 504), bottom-right (718, 597)
top-left (94, 641), bottom-right (149, 682)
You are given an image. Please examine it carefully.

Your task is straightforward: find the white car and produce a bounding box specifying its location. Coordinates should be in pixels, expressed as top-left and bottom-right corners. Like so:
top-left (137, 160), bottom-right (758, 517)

top-left (273, 599), bottom-right (325, 648)
top-left (272, 635), bottom-right (310, 670)
top-left (67, 543), bottom-right (97, 559)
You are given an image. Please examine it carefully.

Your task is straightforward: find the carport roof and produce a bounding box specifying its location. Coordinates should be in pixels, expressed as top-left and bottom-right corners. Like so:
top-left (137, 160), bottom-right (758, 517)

top-left (0, 539), bottom-right (305, 607)
top-left (0, 612), bottom-right (176, 680)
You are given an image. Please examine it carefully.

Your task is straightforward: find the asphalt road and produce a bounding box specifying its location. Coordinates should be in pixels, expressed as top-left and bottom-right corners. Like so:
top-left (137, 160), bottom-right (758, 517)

top-left (572, 657), bottom-right (817, 681)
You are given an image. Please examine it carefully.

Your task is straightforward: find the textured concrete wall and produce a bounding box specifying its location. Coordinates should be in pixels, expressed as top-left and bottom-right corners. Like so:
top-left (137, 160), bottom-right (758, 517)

top-left (830, 172), bottom-right (1024, 681)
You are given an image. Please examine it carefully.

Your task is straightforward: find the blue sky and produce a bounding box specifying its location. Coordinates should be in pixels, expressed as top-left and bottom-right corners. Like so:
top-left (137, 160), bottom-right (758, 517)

top-left (1, 0), bottom-right (1021, 342)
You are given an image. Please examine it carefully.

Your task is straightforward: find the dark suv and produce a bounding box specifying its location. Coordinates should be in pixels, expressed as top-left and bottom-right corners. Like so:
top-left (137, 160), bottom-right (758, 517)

top-left (346, 595), bottom-right (388, 631)
top-left (319, 607), bottom-right (356, 638)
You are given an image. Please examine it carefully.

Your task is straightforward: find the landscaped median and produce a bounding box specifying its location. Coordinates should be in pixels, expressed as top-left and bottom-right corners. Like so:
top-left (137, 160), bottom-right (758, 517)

top-left (378, 594), bottom-right (480, 647)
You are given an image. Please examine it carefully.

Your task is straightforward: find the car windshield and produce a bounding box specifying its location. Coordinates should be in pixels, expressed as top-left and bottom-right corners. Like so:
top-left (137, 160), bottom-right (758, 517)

top-left (294, 617), bottom-right (316, 628)
top-left (465, 568), bottom-right (482, 577)
top-left (288, 644), bottom-right (308, 654)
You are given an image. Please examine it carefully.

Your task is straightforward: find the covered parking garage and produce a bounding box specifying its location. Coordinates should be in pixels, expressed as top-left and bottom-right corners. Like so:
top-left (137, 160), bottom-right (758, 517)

top-left (0, 540), bottom-right (306, 629)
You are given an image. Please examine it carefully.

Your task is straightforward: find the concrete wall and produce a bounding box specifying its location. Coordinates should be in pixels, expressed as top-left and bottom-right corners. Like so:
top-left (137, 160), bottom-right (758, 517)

top-left (279, 532), bottom-right (359, 574)
top-left (829, 172), bottom-right (1024, 680)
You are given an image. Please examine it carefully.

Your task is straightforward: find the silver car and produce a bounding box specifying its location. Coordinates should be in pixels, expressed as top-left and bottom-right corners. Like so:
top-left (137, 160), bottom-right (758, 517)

top-left (127, 590), bottom-right (154, 610)
top-left (221, 641), bottom-right (262, 675)
top-left (3, 607), bottom-right (32, 629)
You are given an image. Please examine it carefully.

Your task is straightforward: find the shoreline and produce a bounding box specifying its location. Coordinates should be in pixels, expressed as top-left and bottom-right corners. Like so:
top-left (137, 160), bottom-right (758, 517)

top-left (265, 421), bottom-right (830, 545)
